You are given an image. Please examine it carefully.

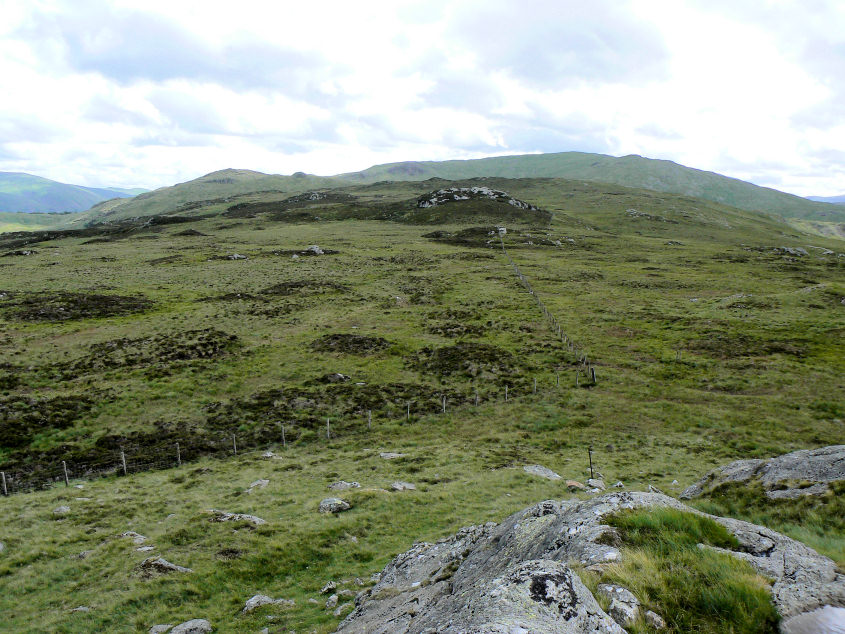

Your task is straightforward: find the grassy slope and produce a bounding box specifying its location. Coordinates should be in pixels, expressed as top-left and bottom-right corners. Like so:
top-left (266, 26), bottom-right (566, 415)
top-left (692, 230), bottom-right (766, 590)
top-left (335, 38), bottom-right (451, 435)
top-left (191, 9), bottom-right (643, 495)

top-left (0, 211), bottom-right (71, 234)
top-left (0, 172), bottom-right (144, 214)
top-left (0, 178), bottom-right (842, 632)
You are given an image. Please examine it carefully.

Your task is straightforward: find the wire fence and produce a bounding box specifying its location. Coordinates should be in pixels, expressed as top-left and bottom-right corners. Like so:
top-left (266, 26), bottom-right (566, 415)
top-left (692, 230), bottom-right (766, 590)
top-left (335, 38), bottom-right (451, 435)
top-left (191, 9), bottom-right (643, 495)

top-left (1, 240), bottom-right (599, 498)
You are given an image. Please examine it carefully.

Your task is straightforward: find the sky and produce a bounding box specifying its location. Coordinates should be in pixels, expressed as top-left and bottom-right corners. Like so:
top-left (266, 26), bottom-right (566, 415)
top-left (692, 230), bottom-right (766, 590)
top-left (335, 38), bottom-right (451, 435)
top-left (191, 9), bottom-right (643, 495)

top-left (1, 0), bottom-right (844, 196)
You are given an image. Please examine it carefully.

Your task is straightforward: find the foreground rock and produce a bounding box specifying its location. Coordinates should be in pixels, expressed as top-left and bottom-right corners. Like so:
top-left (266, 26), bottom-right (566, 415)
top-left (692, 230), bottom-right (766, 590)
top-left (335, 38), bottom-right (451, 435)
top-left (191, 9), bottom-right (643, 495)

top-left (139, 557), bottom-right (192, 575)
top-left (328, 481), bottom-right (361, 491)
top-left (523, 464), bottom-right (562, 480)
top-left (170, 619), bottom-right (212, 634)
top-left (242, 594), bottom-right (294, 614)
top-left (338, 492), bottom-right (845, 632)
top-left (206, 509), bottom-right (266, 526)
top-left (681, 445), bottom-right (845, 500)
top-left (320, 498), bottom-right (351, 513)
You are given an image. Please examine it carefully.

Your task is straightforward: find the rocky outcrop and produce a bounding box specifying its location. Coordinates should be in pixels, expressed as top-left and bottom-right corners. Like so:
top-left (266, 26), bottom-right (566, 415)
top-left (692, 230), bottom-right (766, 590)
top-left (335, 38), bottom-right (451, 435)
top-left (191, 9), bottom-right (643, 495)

top-left (338, 492), bottom-right (845, 633)
top-left (523, 464), bottom-right (562, 480)
top-left (206, 509), bottom-right (266, 526)
top-left (417, 187), bottom-right (539, 211)
top-left (320, 498), bottom-right (351, 513)
top-left (681, 445), bottom-right (845, 500)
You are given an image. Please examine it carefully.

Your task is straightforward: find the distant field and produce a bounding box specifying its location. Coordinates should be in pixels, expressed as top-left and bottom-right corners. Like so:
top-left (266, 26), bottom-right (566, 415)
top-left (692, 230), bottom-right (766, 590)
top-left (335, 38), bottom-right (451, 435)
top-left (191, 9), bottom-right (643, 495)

top-left (0, 211), bottom-right (73, 233)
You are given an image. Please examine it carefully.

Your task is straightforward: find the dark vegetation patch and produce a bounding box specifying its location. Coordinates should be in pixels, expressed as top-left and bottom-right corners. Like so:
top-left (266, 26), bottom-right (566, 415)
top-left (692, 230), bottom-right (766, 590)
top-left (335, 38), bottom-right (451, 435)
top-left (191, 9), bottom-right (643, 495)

top-left (270, 247), bottom-right (339, 257)
top-left (1, 291), bottom-right (153, 322)
top-left (372, 251), bottom-right (437, 266)
top-left (50, 329), bottom-right (239, 379)
top-left (427, 308), bottom-right (482, 321)
top-left (310, 334), bottom-right (392, 355)
top-left (426, 322), bottom-right (487, 338)
top-left (224, 192), bottom-right (356, 218)
top-left (261, 280), bottom-right (349, 296)
top-left (423, 226), bottom-right (502, 248)
top-left (0, 393), bottom-right (101, 449)
top-left (688, 332), bottom-right (805, 359)
top-left (409, 342), bottom-right (517, 379)
top-left (173, 229), bottom-right (207, 237)
top-left (398, 275), bottom-right (452, 304)
top-left (2, 249), bottom-right (37, 257)
top-left (407, 198), bottom-right (551, 225)
top-left (146, 254), bottom-right (182, 265)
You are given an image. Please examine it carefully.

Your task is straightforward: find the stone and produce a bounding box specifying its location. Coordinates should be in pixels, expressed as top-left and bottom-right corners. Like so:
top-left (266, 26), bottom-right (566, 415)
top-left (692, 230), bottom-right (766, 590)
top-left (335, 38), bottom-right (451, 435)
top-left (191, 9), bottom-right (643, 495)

top-left (206, 509), bottom-right (266, 526)
top-left (70, 606), bottom-right (91, 613)
top-left (245, 479), bottom-right (269, 493)
top-left (612, 481), bottom-right (624, 488)
top-left (0, 542), bottom-right (5, 553)
top-left (598, 584), bottom-right (640, 626)
top-left (137, 546), bottom-right (155, 552)
top-left (391, 481), bottom-right (416, 491)
top-left (308, 598), bottom-right (319, 604)
top-left (321, 581), bottom-right (337, 594)
top-left (226, 253), bottom-right (247, 260)
top-left (338, 492), bottom-right (845, 632)
top-left (329, 481), bottom-right (361, 491)
top-left (334, 602), bottom-right (354, 617)
top-left (121, 531), bottom-right (148, 545)
top-left (648, 484), bottom-right (665, 495)
top-left (681, 445), bottom-right (845, 500)
top-left (291, 254), bottom-right (300, 260)
top-left (781, 605), bottom-right (845, 634)
top-left (261, 451), bottom-right (276, 459)
top-left (523, 464), bottom-right (562, 480)
top-left (644, 610), bottom-right (667, 629)
top-left (322, 372), bottom-right (350, 383)
top-left (305, 245), bottom-right (324, 255)
top-left (53, 505), bottom-right (70, 516)
top-left (379, 452), bottom-right (407, 460)
top-left (139, 557), bottom-right (192, 575)
top-left (170, 619), bottom-right (212, 634)
top-left (319, 498), bottom-right (351, 513)
top-left (566, 480), bottom-right (587, 491)
top-left (586, 479), bottom-right (606, 490)
top-left (326, 594), bottom-right (339, 609)
top-left (148, 625), bottom-right (173, 634)
top-left (241, 594), bottom-right (293, 614)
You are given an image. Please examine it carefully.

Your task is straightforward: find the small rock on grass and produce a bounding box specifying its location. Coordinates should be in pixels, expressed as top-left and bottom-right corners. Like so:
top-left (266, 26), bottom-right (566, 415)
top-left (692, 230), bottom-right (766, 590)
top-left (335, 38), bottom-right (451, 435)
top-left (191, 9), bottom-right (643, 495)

top-left (207, 509), bottom-right (266, 526)
top-left (523, 464), bottom-right (561, 480)
top-left (121, 531), bottom-right (147, 545)
top-left (149, 626), bottom-right (173, 634)
top-left (245, 479), bottom-right (269, 493)
top-left (645, 610), bottom-right (667, 629)
top-left (0, 542), bottom-right (5, 553)
top-left (586, 478), bottom-right (605, 490)
top-left (321, 581), bottom-right (337, 594)
top-left (328, 481), bottom-right (360, 491)
top-left (242, 594), bottom-right (295, 614)
top-left (391, 481), bottom-right (416, 491)
top-left (53, 505), bottom-right (70, 516)
top-left (326, 594), bottom-right (339, 609)
top-left (334, 602), bottom-right (354, 617)
top-left (70, 606), bottom-right (91, 613)
top-left (319, 498), bottom-right (351, 513)
top-left (566, 480), bottom-right (586, 492)
top-left (170, 619), bottom-right (212, 634)
top-left (139, 557), bottom-right (192, 574)
top-left (379, 452), bottom-right (407, 460)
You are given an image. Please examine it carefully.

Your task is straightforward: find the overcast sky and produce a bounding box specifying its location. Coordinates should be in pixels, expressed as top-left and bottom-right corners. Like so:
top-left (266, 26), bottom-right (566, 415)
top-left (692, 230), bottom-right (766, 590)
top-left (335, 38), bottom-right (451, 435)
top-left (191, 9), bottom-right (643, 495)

top-left (1, 0), bottom-right (843, 195)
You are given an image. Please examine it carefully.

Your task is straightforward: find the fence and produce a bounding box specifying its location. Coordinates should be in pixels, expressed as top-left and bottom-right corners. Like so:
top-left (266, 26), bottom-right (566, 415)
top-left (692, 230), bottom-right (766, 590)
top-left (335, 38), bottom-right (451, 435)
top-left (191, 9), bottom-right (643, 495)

top-left (1, 239), bottom-right (599, 497)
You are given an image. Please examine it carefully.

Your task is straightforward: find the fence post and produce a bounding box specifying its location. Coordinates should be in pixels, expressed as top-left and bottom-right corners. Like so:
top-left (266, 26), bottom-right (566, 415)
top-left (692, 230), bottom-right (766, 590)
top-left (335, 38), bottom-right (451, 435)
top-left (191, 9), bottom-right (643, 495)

top-left (556, 372), bottom-right (560, 387)
top-left (442, 395), bottom-right (446, 413)
top-left (120, 449), bottom-right (127, 476)
top-left (475, 391), bottom-right (479, 406)
top-left (62, 460), bottom-right (69, 487)
top-left (407, 402), bottom-right (410, 421)
top-left (588, 445), bottom-right (594, 479)
top-left (367, 410), bottom-right (372, 430)
top-left (591, 367), bottom-right (596, 384)
top-left (505, 385), bottom-right (509, 401)
top-left (533, 378), bottom-right (537, 394)
top-left (575, 370), bottom-right (579, 387)
top-left (326, 418), bottom-right (331, 440)
top-left (176, 442), bottom-right (181, 467)
top-left (2, 471), bottom-right (7, 496)
top-left (282, 424), bottom-right (286, 448)
top-left (232, 434), bottom-right (238, 455)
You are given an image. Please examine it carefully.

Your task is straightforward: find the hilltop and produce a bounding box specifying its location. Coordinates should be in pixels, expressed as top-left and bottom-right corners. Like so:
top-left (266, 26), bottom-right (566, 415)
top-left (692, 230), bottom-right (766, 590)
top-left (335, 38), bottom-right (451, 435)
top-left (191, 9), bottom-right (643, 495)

top-left (0, 171), bottom-right (147, 214)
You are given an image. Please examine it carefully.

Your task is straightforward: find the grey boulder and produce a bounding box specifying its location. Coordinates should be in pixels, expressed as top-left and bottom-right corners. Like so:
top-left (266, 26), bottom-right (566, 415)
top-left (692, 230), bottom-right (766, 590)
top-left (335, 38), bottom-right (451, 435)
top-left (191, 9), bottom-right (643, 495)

top-left (523, 464), bottom-right (562, 480)
top-left (320, 498), bottom-right (351, 514)
top-left (170, 619), bottom-right (212, 634)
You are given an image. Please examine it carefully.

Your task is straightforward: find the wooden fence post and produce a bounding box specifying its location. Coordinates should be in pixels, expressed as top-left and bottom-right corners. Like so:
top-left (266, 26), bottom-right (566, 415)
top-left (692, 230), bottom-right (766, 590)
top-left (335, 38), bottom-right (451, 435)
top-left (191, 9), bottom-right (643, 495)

top-left (2, 471), bottom-right (7, 496)
top-left (326, 418), bottom-right (331, 439)
top-left (232, 434), bottom-right (238, 455)
top-left (62, 460), bottom-right (69, 487)
top-left (591, 367), bottom-right (596, 384)
top-left (282, 424), bottom-right (286, 448)
top-left (442, 395), bottom-right (446, 413)
top-left (475, 391), bottom-right (479, 406)
top-left (533, 378), bottom-right (537, 394)
top-left (407, 402), bottom-right (411, 421)
top-left (505, 385), bottom-right (509, 401)
top-left (367, 410), bottom-right (372, 430)
top-left (176, 442), bottom-right (181, 467)
top-left (120, 449), bottom-right (127, 476)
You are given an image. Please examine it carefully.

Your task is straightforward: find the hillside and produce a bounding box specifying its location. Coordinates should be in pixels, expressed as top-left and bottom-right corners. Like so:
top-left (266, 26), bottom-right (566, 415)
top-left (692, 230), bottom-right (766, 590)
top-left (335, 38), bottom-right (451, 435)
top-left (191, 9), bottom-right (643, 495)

top-left (340, 152), bottom-right (845, 223)
top-left (809, 194), bottom-right (845, 204)
top-left (0, 172), bottom-right (147, 214)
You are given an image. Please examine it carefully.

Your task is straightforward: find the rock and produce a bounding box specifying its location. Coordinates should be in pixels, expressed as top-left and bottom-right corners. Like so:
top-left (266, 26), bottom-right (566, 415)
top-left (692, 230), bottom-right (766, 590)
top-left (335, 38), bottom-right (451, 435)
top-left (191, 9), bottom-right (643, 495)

top-left (170, 619), bottom-right (212, 634)
top-left (0, 542), bottom-right (4, 553)
top-left (337, 492), bottom-right (845, 632)
top-left (53, 505), bottom-right (70, 516)
top-left (308, 598), bottom-right (319, 604)
top-left (319, 498), bottom-right (351, 514)
top-left (612, 481), bottom-right (624, 488)
top-left (644, 609), bottom-right (667, 629)
top-left (226, 253), bottom-right (247, 260)
top-left (781, 605), bottom-right (845, 634)
top-left (305, 245), bottom-right (324, 255)
top-left (566, 480), bottom-right (587, 492)
top-left (328, 481), bottom-right (361, 491)
top-left (321, 581), bottom-right (337, 594)
top-left (326, 594), bottom-right (339, 609)
top-left (334, 602), bottom-right (354, 617)
top-left (321, 372), bottom-right (350, 383)
top-left (681, 445), bottom-right (845, 500)
top-left (261, 451), bottom-right (276, 459)
top-left (148, 625), bottom-right (173, 634)
top-left (245, 479), bottom-right (269, 493)
top-left (598, 584), bottom-right (640, 626)
top-left (207, 509), bottom-right (266, 526)
top-left (391, 481), bottom-right (416, 491)
top-left (291, 254), bottom-right (300, 260)
top-left (137, 546), bottom-right (155, 552)
top-left (70, 606), bottom-right (91, 612)
top-left (586, 479), bottom-right (606, 490)
top-left (242, 594), bottom-right (294, 614)
top-left (648, 484), bottom-right (665, 495)
top-left (76, 550), bottom-right (93, 559)
top-left (139, 557), bottom-right (192, 575)
top-left (775, 246), bottom-right (809, 257)
top-left (523, 464), bottom-right (562, 480)
top-left (379, 452), bottom-right (407, 460)
top-left (121, 531), bottom-right (148, 545)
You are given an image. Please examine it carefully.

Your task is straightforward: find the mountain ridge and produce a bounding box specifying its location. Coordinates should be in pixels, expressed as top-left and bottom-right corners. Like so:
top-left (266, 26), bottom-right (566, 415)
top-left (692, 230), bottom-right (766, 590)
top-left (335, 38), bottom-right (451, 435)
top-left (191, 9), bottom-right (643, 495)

top-left (0, 171), bottom-right (148, 214)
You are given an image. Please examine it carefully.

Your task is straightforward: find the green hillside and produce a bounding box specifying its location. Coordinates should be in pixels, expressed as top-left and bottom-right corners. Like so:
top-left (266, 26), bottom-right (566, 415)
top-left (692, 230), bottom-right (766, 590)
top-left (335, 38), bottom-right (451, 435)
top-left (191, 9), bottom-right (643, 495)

top-left (340, 152), bottom-right (845, 223)
top-left (0, 172), bottom-right (148, 214)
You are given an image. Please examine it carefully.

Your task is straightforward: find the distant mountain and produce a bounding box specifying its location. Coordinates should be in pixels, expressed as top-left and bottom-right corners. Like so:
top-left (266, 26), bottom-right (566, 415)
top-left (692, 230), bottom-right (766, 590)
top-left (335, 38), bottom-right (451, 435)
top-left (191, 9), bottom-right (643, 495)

top-left (340, 152), bottom-right (845, 223)
top-left (808, 194), bottom-right (845, 205)
top-left (0, 171), bottom-right (148, 213)
top-left (67, 152), bottom-right (845, 226)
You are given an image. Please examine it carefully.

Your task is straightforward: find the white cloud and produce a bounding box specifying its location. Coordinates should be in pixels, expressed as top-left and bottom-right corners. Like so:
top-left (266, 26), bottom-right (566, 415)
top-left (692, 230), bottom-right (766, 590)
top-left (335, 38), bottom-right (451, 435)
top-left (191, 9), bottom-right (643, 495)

top-left (0, 0), bottom-right (843, 195)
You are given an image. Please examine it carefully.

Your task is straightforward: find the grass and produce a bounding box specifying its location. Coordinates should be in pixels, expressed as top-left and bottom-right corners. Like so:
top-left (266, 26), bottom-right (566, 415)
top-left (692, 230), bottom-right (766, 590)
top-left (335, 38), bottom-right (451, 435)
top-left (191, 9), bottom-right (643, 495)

top-left (581, 508), bottom-right (780, 633)
top-left (0, 176), bottom-right (842, 631)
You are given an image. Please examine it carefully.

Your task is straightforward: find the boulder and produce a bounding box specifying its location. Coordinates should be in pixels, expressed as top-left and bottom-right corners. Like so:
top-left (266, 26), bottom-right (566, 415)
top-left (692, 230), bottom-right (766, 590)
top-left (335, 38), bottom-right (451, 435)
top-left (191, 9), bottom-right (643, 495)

top-left (148, 625), bottom-right (173, 634)
top-left (566, 480), bottom-right (587, 492)
top-left (242, 594), bottom-right (295, 614)
top-left (139, 557), bottom-right (193, 575)
top-left (524, 464), bottom-right (562, 480)
top-left (121, 531), bottom-right (147, 545)
top-left (53, 505), bottom-right (70, 516)
top-left (319, 498), bottom-right (351, 514)
top-left (598, 584), bottom-right (640, 626)
top-left (334, 602), bottom-right (354, 617)
top-left (305, 245), bottom-right (324, 255)
top-left (379, 452), bottom-right (407, 460)
top-left (391, 481), bottom-right (416, 491)
top-left (338, 492), bottom-right (845, 632)
top-left (781, 605), bottom-right (845, 634)
top-left (245, 479), bottom-right (269, 493)
top-left (644, 610), bottom-right (667, 629)
top-left (321, 581), bottom-right (337, 594)
top-left (586, 479), bottom-right (606, 490)
top-left (326, 594), bottom-right (339, 609)
top-left (329, 481), bottom-right (361, 491)
top-left (170, 619), bottom-right (212, 634)
top-left (206, 509), bottom-right (266, 526)
top-left (681, 445), bottom-right (845, 500)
